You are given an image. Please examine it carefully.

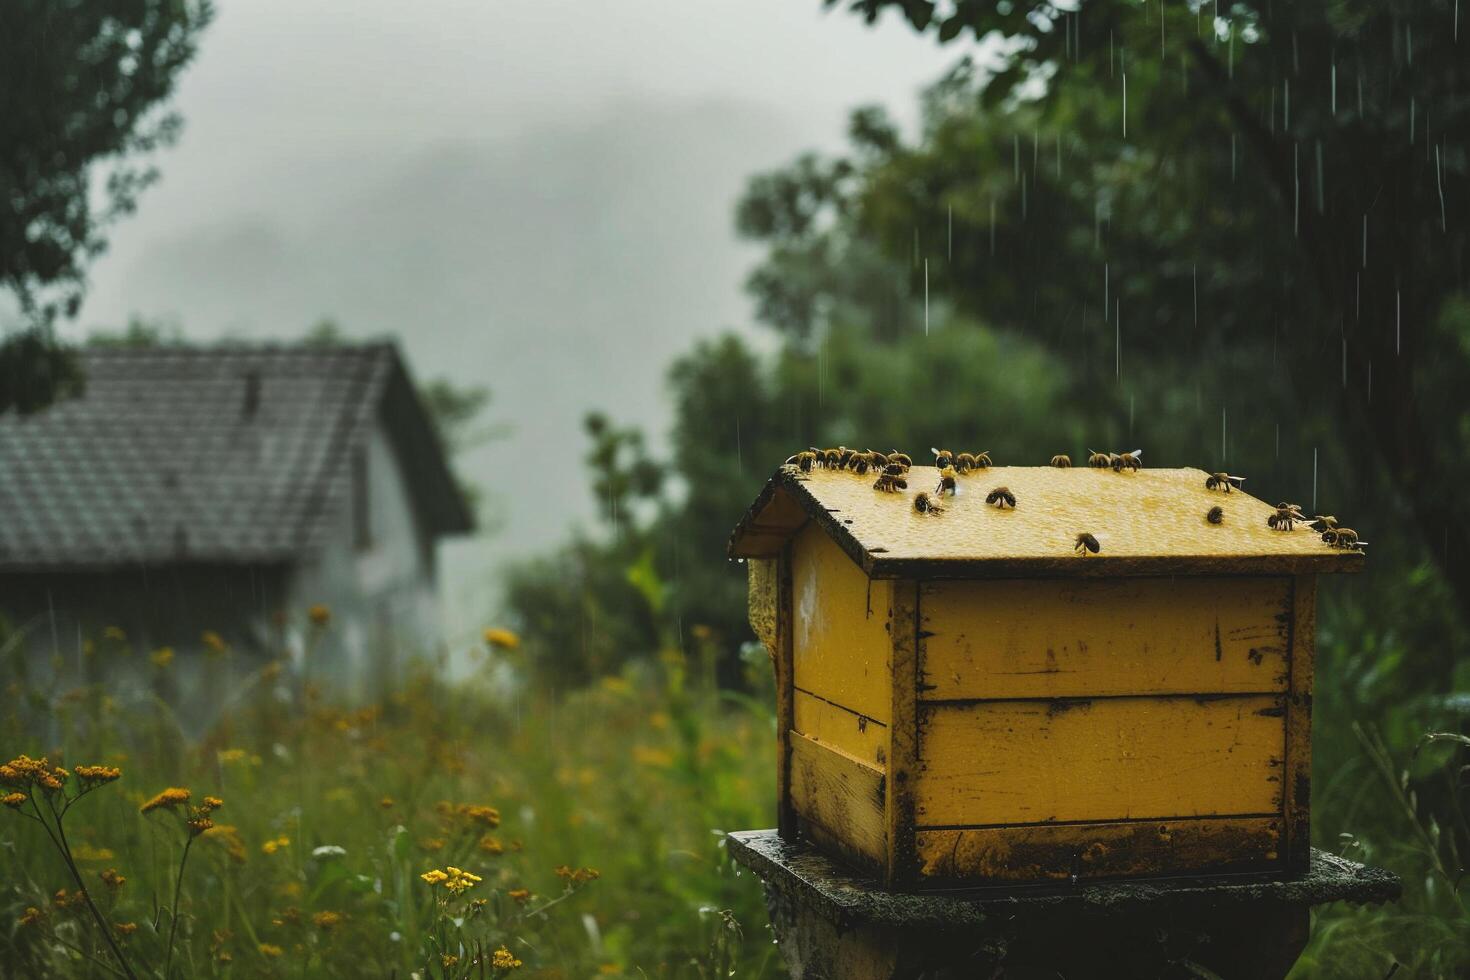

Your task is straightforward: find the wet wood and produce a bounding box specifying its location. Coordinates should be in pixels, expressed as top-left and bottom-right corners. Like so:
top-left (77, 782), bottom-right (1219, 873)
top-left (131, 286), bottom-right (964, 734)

top-left (916, 695), bottom-right (1286, 826)
top-left (776, 546), bottom-right (795, 838)
top-left (793, 689), bottom-right (887, 770)
top-left (920, 577), bottom-right (1292, 700)
top-left (885, 580), bottom-right (919, 888)
top-left (915, 815), bottom-right (1283, 882)
top-left (791, 524), bottom-right (892, 724)
top-left (790, 731), bottom-right (887, 868)
top-left (1284, 574), bottom-right (1317, 873)
top-left (730, 466), bottom-right (1364, 579)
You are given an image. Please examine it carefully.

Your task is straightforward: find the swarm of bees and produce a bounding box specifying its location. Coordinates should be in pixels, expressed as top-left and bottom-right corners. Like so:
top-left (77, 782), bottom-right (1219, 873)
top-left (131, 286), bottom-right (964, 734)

top-left (913, 491), bottom-right (943, 515)
top-left (985, 486), bottom-right (1016, 509)
top-left (1050, 454), bottom-right (1072, 468)
top-left (1205, 472), bottom-right (1246, 493)
top-left (1075, 532), bottom-right (1100, 555)
top-left (1267, 502), bottom-right (1306, 531)
top-left (1086, 449), bottom-right (1142, 472)
top-left (932, 448), bottom-right (991, 473)
top-left (1207, 506), bottom-right (1224, 525)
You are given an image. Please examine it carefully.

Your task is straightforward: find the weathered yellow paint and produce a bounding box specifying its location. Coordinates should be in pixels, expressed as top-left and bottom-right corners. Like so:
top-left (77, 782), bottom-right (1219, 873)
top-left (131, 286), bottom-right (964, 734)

top-left (789, 731), bottom-right (886, 869)
top-left (729, 465), bottom-right (1363, 578)
top-left (793, 689), bottom-right (887, 769)
top-left (791, 523), bottom-right (892, 724)
top-left (915, 816), bottom-right (1282, 882)
top-left (775, 548), bottom-right (796, 838)
top-left (920, 577), bottom-right (1292, 700)
top-left (915, 695), bottom-right (1285, 826)
top-left (746, 558), bottom-right (778, 656)
top-left (885, 580), bottom-right (919, 887)
top-left (1284, 574), bottom-right (1317, 872)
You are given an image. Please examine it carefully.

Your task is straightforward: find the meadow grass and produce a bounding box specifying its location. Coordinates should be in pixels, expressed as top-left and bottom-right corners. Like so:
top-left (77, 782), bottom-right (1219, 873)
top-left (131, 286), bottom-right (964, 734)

top-left (1, 626), bottom-right (779, 978)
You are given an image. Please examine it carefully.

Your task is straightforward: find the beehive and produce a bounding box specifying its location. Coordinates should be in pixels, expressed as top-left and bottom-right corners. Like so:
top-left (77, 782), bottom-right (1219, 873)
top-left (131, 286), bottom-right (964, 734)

top-left (729, 463), bottom-right (1362, 888)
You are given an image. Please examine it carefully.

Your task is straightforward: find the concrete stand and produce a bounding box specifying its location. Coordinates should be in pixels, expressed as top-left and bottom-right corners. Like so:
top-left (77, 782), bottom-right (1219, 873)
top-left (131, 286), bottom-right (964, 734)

top-left (728, 830), bottom-right (1400, 980)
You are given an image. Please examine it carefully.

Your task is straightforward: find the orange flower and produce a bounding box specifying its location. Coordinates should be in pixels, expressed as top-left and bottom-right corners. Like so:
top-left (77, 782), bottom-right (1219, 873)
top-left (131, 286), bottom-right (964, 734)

top-left (308, 604), bottom-right (331, 627)
top-left (140, 787), bottom-right (190, 814)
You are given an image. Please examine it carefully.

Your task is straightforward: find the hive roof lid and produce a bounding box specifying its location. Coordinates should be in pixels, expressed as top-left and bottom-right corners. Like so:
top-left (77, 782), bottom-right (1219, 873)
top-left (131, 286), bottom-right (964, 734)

top-left (729, 464), bottom-right (1363, 579)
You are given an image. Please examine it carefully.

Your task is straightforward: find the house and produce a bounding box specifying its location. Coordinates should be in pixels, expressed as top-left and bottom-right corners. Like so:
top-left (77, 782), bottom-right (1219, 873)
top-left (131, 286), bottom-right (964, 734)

top-left (0, 342), bottom-right (473, 704)
top-left (729, 459), bottom-right (1361, 887)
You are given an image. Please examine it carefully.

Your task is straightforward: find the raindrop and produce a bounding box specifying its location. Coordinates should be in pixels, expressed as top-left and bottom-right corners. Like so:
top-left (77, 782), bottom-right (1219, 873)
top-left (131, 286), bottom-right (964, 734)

top-left (1221, 407), bottom-right (1227, 463)
top-left (1436, 145), bottom-right (1448, 232)
top-left (1331, 61), bottom-right (1337, 115)
top-left (1312, 448), bottom-right (1318, 512)
top-left (1122, 73), bottom-right (1128, 139)
top-left (1115, 299), bottom-right (1121, 378)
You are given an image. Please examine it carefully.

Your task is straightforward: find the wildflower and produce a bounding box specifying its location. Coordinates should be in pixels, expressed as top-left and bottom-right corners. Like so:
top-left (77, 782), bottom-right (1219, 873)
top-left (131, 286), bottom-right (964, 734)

top-left (99, 868), bottom-right (127, 892)
top-left (308, 604), bottom-right (331, 627)
top-left (187, 815), bottom-right (215, 836)
top-left (442, 866), bottom-right (482, 895)
top-left (419, 869), bottom-right (448, 885)
top-left (442, 954), bottom-right (460, 968)
top-left (18, 907), bottom-right (44, 928)
top-left (311, 844), bottom-right (346, 859)
top-left (72, 843), bottom-right (115, 861)
top-left (379, 796), bottom-right (394, 809)
top-left (457, 803), bottom-right (500, 828)
top-left (150, 646), bottom-right (174, 668)
top-left (483, 627), bottom-right (520, 650)
top-left (2, 793), bottom-right (26, 809)
top-left (217, 748), bottom-right (248, 765)
top-left (261, 835), bottom-right (290, 855)
top-left (140, 786), bottom-right (190, 814)
top-left (201, 630), bottom-right (228, 654)
top-left (477, 835), bottom-right (504, 856)
top-left (311, 910), bottom-right (343, 930)
top-left (632, 746), bottom-right (674, 768)
top-left (555, 865), bottom-right (600, 883)
top-left (114, 921), bottom-right (138, 937)
top-left (508, 888), bottom-right (531, 904)
top-left (202, 825), bottom-right (248, 863)
top-left (1, 755), bottom-right (67, 793)
top-left (258, 944), bottom-right (283, 958)
top-left (74, 765), bottom-right (122, 786)
top-left (53, 888), bottom-right (85, 911)
top-left (491, 945), bottom-right (522, 970)
top-left (201, 796), bottom-right (224, 812)
top-left (102, 626), bottom-right (127, 642)
top-left (420, 837), bottom-right (447, 852)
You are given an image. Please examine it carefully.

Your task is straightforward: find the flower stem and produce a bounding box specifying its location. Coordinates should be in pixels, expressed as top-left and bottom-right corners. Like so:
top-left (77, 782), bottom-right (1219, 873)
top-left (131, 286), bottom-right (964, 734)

top-left (163, 835), bottom-right (195, 979)
top-left (42, 793), bottom-right (139, 980)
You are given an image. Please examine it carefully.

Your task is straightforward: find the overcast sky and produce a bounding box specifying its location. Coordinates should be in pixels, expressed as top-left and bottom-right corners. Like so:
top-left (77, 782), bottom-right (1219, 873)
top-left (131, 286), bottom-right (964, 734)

top-left (68, 0), bottom-right (954, 623)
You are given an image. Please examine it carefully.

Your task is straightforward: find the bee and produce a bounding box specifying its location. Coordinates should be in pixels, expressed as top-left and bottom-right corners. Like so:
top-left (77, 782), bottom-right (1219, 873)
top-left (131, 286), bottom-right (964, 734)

top-left (818, 446), bottom-right (848, 469)
top-left (886, 451), bottom-right (913, 472)
top-left (985, 486), bottom-right (1017, 509)
top-left (882, 461), bottom-right (908, 477)
top-left (1309, 515), bottom-right (1340, 533)
top-left (1050, 454), bottom-right (1072, 468)
top-left (1087, 450), bottom-right (1111, 468)
top-left (1075, 532), bottom-right (1101, 555)
top-left (913, 491), bottom-right (944, 515)
top-left (1205, 472), bottom-right (1245, 493)
top-left (934, 466), bottom-right (959, 496)
top-left (847, 449), bottom-right (880, 475)
top-left (931, 448), bottom-right (955, 470)
top-left (1207, 506), bottom-right (1224, 525)
top-left (873, 473), bottom-right (907, 493)
top-left (1111, 449), bottom-right (1143, 473)
top-left (971, 451), bottom-right (993, 470)
top-left (1267, 502), bottom-right (1306, 531)
top-left (785, 450), bottom-right (818, 473)
top-left (1322, 527), bottom-right (1367, 550)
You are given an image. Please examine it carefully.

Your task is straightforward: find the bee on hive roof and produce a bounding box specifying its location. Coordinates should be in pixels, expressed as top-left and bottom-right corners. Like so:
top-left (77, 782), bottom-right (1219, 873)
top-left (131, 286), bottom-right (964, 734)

top-left (912, 492), bottom-right (943, 515)
top-left (1322, 527), bottom-right (1367, 550)
top-left (985, 486), bottom-right (1016, 509)
top-left (1111, 449), bottom-right (1143, 472)
top-left (934, 466), bottom-right (959, 496)
top-left (785, 450), bottom-right (818, 473)
top-left (1050, 454), bottom-right (1072, 468)
top-left (931, 448), bottom-right (954, 469)
top-left (1087, 450), bottom-right (1111, 468)
top-left (1204, 472), bottom-right (1245, 492)
top-left (1074, 532), bottom-right (1100, 554)
top-left (1267, 502), bottom-right (1306, 531)
top-left (1207, 506), bottom-right (1224, 525)
top-left (873, 472), bottom-right (907, 493)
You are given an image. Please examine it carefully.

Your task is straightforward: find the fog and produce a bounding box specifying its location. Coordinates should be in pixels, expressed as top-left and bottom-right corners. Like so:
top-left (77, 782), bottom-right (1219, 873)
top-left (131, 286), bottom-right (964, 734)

top-left (67, 0), bottom-right (950, 621)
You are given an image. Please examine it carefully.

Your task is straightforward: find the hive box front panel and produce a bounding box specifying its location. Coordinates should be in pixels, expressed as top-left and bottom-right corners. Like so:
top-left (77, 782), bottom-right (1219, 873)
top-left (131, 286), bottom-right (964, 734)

top-left (912, 575), bottom-right (1304, 884)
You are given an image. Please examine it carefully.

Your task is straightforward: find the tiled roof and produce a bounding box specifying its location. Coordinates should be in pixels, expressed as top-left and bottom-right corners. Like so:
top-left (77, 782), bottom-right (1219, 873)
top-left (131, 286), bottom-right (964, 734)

top-left (0, 343), bottom-right (471, 570)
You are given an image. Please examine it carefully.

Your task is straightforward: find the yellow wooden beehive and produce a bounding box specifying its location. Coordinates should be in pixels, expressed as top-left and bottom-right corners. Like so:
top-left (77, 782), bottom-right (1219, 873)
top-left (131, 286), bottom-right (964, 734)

top-left (729, 459), bottom-right (1363, 888)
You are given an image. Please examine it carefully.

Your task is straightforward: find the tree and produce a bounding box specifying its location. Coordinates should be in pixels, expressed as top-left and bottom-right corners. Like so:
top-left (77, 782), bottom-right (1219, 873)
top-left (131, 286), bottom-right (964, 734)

top-left (805, 0), bottom-right (1470, 655)
top-left (0, 0), bottom-right (213, 413)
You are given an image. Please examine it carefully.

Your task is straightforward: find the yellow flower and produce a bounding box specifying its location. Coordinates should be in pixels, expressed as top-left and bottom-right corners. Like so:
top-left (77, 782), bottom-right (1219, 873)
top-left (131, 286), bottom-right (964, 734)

top-left (74, 765), bottom-right (122, 786)
top-left (482, 627), bottom-right (520, 650)
top-left (217, 748), bottom-right (248, 765)
top-left (102, 625), bottom-right (127, 642)
top-left (491, 945), bottom-right (522, 970)
top-left (555, 865), bottom-right (600, 883)
top-left (201, 796), bottom-right (224, 812)
top-left (311, 910), bottom-right (343, 930)
top-left (150, 647), bottom-right (174, 668)
top-left (258, 944), bottom-right (283, 958)
top-left (456, 803), bottom-right (500, 828)
top-left (1, 755), bottom-right (67, 792)
top-left (419, 869), bottom-right (448, 885)
top-left (201, 630), bottom-right (228, 654)
top-left (2, 792), bottom-right (26, 809)
top-left (442, 866), bottom-right (482, 895)
top-left (308, 604), bottom-right (331, 627)
top-left (98, 868), bottom-right (127, 892)
top-left (507, 888), bottom-right (531, 904)
top-left (114, 921), bottom-right (138, 937)
top-left (477, 835), bottom-right (504, 855)
top-left (442, 954), bottom-right (460, 968)
top-left (420, 836), bottom-right (447, 852)
top-left (261, 835), bottom-right (290, 855)
top-left (72, 843), bottom-right (116, 861)
top-left (18, 907), bottom-right (44, 928)
top-left (140, 786), bottom-right (190, 814)
top-left (379, 796), bottom-right (394, 809)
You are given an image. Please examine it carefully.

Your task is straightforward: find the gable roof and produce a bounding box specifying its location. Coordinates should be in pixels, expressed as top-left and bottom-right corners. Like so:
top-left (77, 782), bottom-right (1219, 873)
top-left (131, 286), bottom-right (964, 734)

top-left (0, 342), bottom-right (473, 570)
top-left (729, 464), bottom-right (1363, 579)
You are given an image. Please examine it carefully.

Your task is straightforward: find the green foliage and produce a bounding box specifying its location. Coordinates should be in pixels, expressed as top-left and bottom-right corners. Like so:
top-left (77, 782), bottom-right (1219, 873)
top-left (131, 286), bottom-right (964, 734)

top-left (0, 621), bottom-right (778, 977)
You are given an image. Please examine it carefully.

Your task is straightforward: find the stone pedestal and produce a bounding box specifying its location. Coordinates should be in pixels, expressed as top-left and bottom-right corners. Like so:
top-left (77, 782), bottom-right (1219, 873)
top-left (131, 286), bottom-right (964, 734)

top-left (728, 830), bottom-right (1400, 980)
